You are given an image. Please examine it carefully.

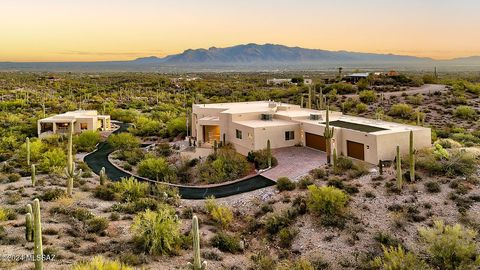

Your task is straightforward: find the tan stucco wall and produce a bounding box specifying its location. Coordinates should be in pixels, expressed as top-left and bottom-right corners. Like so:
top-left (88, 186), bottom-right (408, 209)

top-left (375, 129), bottom-right (431, 162)
top-left (253, 124), bottom-right (300, 151)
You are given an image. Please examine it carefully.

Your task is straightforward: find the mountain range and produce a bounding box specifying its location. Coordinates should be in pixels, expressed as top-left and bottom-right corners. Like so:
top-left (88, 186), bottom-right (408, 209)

top-left (1, 43), bottom-right (480, 72)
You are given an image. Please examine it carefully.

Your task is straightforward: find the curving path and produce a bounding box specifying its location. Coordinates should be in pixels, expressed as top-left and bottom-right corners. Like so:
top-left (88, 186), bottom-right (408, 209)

top-left (83, 122), bottom-right (275, 200)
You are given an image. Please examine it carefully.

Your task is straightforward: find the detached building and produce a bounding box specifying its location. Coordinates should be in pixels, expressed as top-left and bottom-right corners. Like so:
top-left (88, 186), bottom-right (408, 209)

top-left (267, 78), bottom-right (313, 85)
top-left (192, 101), bottom-right (431, 164)
top-left (38, 110), bottom-right (112, 137)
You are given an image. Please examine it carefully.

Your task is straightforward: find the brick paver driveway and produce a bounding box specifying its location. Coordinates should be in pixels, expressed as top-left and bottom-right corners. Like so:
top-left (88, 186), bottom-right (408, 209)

top-left (261, 147), bottom-right (327, 181)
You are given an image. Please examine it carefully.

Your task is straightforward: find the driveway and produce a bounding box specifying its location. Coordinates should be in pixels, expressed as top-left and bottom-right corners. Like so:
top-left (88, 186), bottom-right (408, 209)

top-left (344, 84), bottom-right (447, 98)
top-left (261, 147), bottom-right (327, 181)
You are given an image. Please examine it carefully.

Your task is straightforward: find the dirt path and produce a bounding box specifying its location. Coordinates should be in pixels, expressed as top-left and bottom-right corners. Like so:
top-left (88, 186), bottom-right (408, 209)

top-left (345, 84), bottom-right (447, 97)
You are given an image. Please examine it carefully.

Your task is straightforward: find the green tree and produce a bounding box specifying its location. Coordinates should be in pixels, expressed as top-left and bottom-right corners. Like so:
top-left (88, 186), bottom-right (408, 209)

top-left (137, 157), bottom-right (175, 182)
top-left (107, 133), bottom-right (140, 151)
top-left (166, 117), bottom-right (187, 138)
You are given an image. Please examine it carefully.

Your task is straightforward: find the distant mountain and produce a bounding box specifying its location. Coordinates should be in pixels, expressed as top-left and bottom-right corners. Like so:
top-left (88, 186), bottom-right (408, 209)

top-left (1, 43), bottom-right (480, 72)
top-left (147, 43), bottom-right (432, 64)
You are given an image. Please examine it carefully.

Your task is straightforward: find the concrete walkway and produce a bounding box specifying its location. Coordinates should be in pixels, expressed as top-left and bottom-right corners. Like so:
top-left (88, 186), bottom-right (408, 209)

top-left (261, 147), bottom-right (327, 181)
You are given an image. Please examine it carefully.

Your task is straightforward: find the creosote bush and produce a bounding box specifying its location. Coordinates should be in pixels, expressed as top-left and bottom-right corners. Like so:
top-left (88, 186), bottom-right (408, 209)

top-left (204, 196), bottom-right (233, 229)
top-left (372, 245), bottom-right (430, 270)
top-left (307, 185), bottom-right (348, 217)
top-left (211, 232), bottom-right (242, 253)
top-left (113, 177), bottom-right (149, 202)
top-left (277, 177), bottom-right (296, 191)
top-left (131, 206), bottom-right (181, 256)
top-left (72, 256), bottom-right (133, 270)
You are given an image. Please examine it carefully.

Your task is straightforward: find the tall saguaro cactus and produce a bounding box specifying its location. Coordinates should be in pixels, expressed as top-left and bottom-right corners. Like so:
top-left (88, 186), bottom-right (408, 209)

top-left (319, 87), bottom-right (324, 110)
top-left (31, 164), bottom-right (36, 187)
top-left (26, 137), bottom-right (31, 166)
top-left (324, 104), bottom-right (335, 165)
top-left (409, 131), bottom-right (415, 182)
top-left (33, 199), bottom-right (43, 270)
top-left (187, 216), bottom-right (207, 270)
top-left (25, 204), bottom-right (34, 242)
top-left (396, 145), bottom-right (403, 190)
top-left (267, 140), bottom-right (272, 168)
top-left (213, 140), bottom-right (218, 156)
top-left (333, 147), bottom-right (337, 170)
top-left (65, 124), bottom-right (81, 197)
top-left (300, 95), bottom-right (304, 108)
top-left (307, 87), bottom-right (312, 109)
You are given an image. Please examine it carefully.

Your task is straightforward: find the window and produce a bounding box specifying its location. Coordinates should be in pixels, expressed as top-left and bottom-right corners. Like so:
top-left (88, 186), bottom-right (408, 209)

top-left (236, 129), bottom-right (243, 139)
top-left (80, 123), bottom-right (88, 130)
top-left (285, 131), bottom-right (295, 140)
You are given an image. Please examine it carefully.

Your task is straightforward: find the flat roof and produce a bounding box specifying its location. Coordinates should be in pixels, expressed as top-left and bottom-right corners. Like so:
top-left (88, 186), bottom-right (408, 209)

top-left (327, 120), bottom-right (387, 133)
top-left (233, 119), bottom-right (298, 128)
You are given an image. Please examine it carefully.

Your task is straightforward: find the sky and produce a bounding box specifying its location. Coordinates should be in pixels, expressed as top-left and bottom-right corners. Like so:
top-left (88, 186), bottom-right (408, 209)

top-left (1, 0), bottom-right (479, 62)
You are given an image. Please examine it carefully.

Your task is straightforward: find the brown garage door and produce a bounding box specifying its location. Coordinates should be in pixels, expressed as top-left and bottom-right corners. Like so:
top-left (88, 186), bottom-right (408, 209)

top-left (347, 140), bottom-right (365, 160)
top-left (305, 133), bottom-right (326, 151)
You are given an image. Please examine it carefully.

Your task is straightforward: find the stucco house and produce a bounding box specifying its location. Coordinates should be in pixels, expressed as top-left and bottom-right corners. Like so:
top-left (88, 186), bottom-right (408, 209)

top-left (191, 101), bottom-right (431, 164)
top-left (37, 110), bottom-right (112, 137)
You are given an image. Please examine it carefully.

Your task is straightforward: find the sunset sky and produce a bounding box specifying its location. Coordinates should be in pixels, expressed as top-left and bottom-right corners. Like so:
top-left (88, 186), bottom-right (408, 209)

top-left (1, 0), bottom-right (479, 62)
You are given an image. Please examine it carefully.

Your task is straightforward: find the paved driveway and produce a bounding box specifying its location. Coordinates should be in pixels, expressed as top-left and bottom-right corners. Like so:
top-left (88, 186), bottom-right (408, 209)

top-left (261, 147), bottom-right (327, 181)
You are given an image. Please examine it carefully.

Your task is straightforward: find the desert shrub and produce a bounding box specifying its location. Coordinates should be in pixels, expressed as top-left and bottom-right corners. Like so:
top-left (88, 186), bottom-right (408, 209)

top-left (93, 184), bottom-right (117, 201)
top-left (72, 256), bottom-right (133, 270)
top-left (108, 133), bottom-right (140, 151)
top-left (372, 245), bottom-right (430, 270)
top-left (328, 82), bottom-right (355, 94)
top-left (166, 117), bottom-right (187, 138)
top-left (309, 168), bottom-right (326, 179)
top-left (119, 148), bottom-right (145, 165)
top-left (211, 232), bottom-right (242, 253)
top-left (130, 116), bottom-right (162, 136)
top-left (247, 149), bottom-right (278, 170)
top-left (131, 207), bottom-right (181, 255)
top-left (356, 103), bottom-right (368, 113)
top-left (197, 147), bottom-right (250, 183)
top-left (278, 227), bottom-right (298, 248)
top-left (453, 105), bottom-right (477, 120)
top-left (137, 157), bottom-right (175, 182)
top-left (86, 216), bottom-right (109, 234)
top-left (264, 210), bottom-right (296, 235)
top-left (419, 220), bottom-right (480, 270)
top-left (374, 232), bottom-right (403, 249)
top-left (40, 188), bottom-right (65, 201)
top-left (424, 181), bottom-right (441, 193)
top-left (335, 155), bottom-right (354, 170)
top-left (113, 177), bottom-right (149, 202)
top-left (7, 173), bottom-right (20, 183)
top-left (307, 185), bottom-right (348, 217)
top-left (156, 143), bottom-right (172, 157)
top-left (277, 177), bottom-right (296, 191)
top-left (39, 148), bottom-right (67, 172)
top-left (0, 208), bottom-right (8, 221)
top-left (204, 196), bottom-right (233, 229)
top-left (435, 138), bottom-right (462, 149)
top-left (74, 131), bottom-right (101, 152)
top-left (277, 258), bottom-right (315, 270)
top-left (250, 252), bottom-right (277, 270)
top-left (19, 139), bottom-right (44, 163)
top-left (417, 149), bottom-right (477, 177)
top-left (359, 90), bottom-right (377, 103)
top-left (388, 103), bottom-right (413, 119)
top-left (297, 175), bottom-right (314, 189)
top-left (407, 94), bottom-right (424, 105)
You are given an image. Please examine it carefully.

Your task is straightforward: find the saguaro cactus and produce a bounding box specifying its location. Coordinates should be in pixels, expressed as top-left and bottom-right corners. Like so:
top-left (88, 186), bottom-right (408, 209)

top-left (319, 87), bottom-right (324, 110)
top-left (187, 216), bottom-right (207, 270)
top-left (31, 164), bottom-right (36, 187)
top-left (267, 139), bottom-right (272, 168)
top-left (99, 167), bottom-right (107, 186)
top-left (409, 131), bottom-right (415, 182)
top-left (33, 199), bottom-right (43, 270)
top-left (25, 204), bottom-right (34, 242)
top-left (26, 137), bottom-right (31, 166)
top-left (333, 147), bottom-right (337, 170)
top-left (65, 124), bottom-right (81, 196)
top-left (324, 104), bottom-right (335, 165)
top-left (396, 145), bottom-right (403, 190)
top-left (300, 95), bottom-right (304, 108)
top-left (213, 140), bottom-right (218, 156)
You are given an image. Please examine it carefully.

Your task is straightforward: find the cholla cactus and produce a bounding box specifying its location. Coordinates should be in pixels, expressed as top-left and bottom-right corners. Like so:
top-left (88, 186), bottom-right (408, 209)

top-left (324, 104), bottom-right (335, 165)
top-left (65, 124), bottom-right (81, 197)
top-left (187, 216), bottom-right (207, 270)
top-left (26, 137), bottom-right (31, 166)
top-left (99, 167), bottom-right (107, 186)
top-left (31, 164), bottom-right (36, 187)
top-left (396, 145), bottom-right (403, 190)
top-left (33, 199), bottom-right (43, 270)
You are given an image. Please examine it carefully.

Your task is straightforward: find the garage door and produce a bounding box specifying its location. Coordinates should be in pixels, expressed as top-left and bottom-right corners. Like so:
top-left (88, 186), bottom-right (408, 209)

top-left (347, 140), bottom-right (365, 160)
top-left (305, 133), bottom-right (326, 151)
